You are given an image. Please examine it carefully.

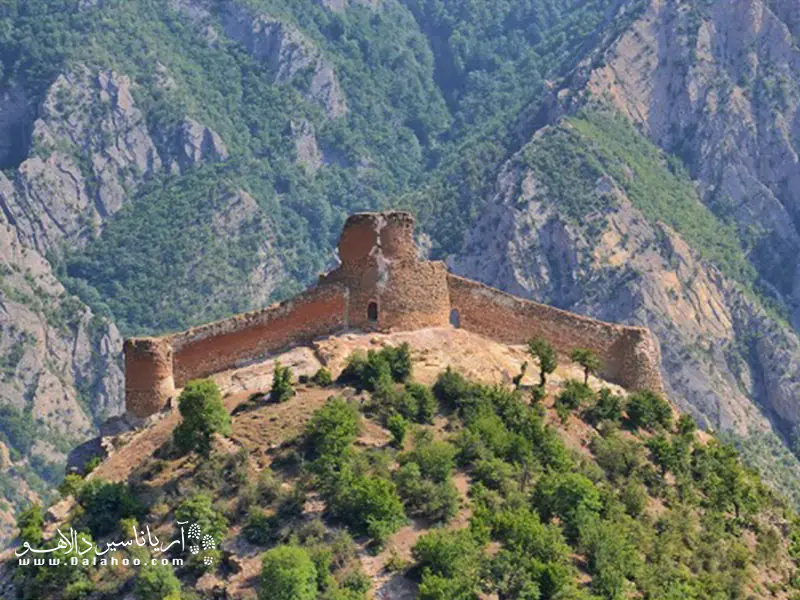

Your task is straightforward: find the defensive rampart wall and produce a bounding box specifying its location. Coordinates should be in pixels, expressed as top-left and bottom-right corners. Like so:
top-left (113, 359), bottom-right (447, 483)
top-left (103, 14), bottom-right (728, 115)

top-left (124, 211), bottom-right (665, 418)
top-left (446, 274), bottom-right (664, 393)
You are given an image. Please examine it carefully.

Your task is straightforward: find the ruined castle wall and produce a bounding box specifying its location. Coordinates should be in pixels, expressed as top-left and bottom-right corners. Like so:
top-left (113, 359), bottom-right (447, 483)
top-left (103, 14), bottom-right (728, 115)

top-left (447, 274), bottom-right (664, 392)
top-left (124, 338), bottom-right (175, 418)
top-left (168, 284), bottom-right (348, 387)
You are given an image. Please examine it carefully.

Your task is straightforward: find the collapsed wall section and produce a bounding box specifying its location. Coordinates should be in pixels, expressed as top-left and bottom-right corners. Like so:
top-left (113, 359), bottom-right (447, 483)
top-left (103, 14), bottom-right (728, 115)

top-left (447, 274), bottom-right (664, 392)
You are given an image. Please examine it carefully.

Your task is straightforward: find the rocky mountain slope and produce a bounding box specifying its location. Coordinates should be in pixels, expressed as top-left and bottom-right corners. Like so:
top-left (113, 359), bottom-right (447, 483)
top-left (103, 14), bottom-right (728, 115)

top-left (4, 0), bottom-right (800, 549)
top-left (3, 330), bottom-right (799, 599)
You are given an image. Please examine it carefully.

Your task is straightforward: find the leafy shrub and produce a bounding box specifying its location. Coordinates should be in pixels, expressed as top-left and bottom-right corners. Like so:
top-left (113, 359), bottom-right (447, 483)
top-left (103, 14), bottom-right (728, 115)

top-left (134, 562), bottom-right (181, 600)
top-left (312, 367), bottom-right (333, 387)
top-left (405, 382), bottom-right (438, 423)
top-left (174, 493), bottom-right (228, 547)
top-left (401, 435), bottom-right (457, 483)
top-left (260, 545), bottom-right (317, 600)
top-left (339, 344), bottom-right (412, 391)
top-left (413, 528), bottom-right (483, 598)
top-left (77, 479), bottom-right (143, 537)
top-left (305, 398), bottom-right (361, 462)
top-left (626, 390), bottom-right (673, 431)
top-left (326, 473), bottom-right (406, 544)
top-left (432, 367), bottom-right (473, 409)
top-left (243, 509), bottom-right (273, 546)
top-left (394, 463), bottom-right (459, 522)
top-left (17, 504), bottom-right (44, 546)
top-left (173, 379), bottom-right (231, 458)
top-left (58, 473), bottom-right (85, 498)
top-left (586, 388), bottom-right (625, 425)
top-left (387, 413), bottom-right (408, 448)
top-left (270, 362), bottom-right (295, 403)
top-left (556, 380), bottom-right (594, 412)
top-left (533, 472), bottom-right (601, 540)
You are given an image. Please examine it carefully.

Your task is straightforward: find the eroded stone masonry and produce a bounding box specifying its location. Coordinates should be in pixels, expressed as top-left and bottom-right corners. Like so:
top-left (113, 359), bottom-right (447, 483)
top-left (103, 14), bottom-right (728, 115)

top-left (124, 211), bottom-right (664, 418)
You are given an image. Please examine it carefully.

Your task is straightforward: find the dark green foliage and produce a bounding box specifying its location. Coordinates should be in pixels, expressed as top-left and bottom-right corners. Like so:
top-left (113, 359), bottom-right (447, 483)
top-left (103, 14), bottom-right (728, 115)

top-left (243, 509), bottom-right (274, 546)
top-left (394, 462), bottom-right (459, 523)
top-left (270, 362), bottom-right (296, 403)
top-left (555, 379), bottom-right (594, 422)
top-left (570, 348), bottom-right (601, 384)
top-left (432, 367), bottom-right (473, 409)
top-left (133, 562), bottom-right (181, 600)
top-left (405, 382), bottom-right (438, 424)
top-left (173, 379), bottom-right (231, 458)
top-left (528, 338), bottom-right (557, 387)
top-left (677, 413), bottom-right (697, 437)
top-left (412, 528), bottom-right (483, 599)
top-left (260, 545), bottom-right (317, 600)
top-left (578, 514), bottom-right (640, 599)
top-left (312, 367), bottom-right (334, 388)
top-left (626, 390), bottom-right (673, 431)
top-left (590, 433), bottom-right (644, 483)
top-left (77, 479), bottom-right (143, 537)
top-left (304, 397), bottom-right (361, 462)
top-left (339, 344), bottom-right (412, 391)
top-left (174, 493), bottom-right (228, 546)
top-left (533, 472), bottom-right (602, 541)
top-left (17, 504), bottom-right (44, 546)
top-left (324, 471), bottom-right (406, 544)
top-left (386, 413), bottom-right (408, 449)
top-left (400, 434), bottom-right (456, 483)
top-left (585, 388), bottom-right (625, 425)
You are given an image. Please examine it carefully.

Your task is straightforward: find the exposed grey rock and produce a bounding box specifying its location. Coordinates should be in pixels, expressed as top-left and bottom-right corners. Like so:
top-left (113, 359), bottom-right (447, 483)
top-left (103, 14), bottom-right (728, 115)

top-left (451, 153), bottom-right (800, 439)
top-left (175, 117), bottom-right (229, 171)
top-left (291, 119), bottom-right (322, 173)
top-left (0, 82), bottom-right (30, 169)
top-left (580, 0), bottom-right (800, 329)
top-left (220, 5), bottom-right (347, 118)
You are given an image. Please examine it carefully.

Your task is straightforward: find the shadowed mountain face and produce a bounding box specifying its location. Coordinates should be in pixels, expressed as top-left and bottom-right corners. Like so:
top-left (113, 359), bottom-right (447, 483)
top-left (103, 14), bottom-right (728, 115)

top-left (3, 0), bottom-right (800, 539)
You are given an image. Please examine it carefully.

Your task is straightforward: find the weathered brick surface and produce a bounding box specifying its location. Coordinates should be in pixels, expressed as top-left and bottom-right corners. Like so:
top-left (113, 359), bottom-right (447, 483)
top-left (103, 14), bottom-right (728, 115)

top-left (124, 211), bottom-right (665, 417)
top-left (320, 212), bottom-right (451, 331)
top-left (169, 285), bottom-right (348, 387)
top-left (446, 274), bottom-right (664, 393)
top-left (124, 337), bottom-right (175, 418)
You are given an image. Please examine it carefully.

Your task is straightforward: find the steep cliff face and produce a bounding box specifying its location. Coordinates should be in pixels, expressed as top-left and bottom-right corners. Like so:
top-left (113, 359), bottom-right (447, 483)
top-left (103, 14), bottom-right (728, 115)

top-left (580, 0), bottom-right (800, 327)
top-left (451, 109), bottom-right (800, 499)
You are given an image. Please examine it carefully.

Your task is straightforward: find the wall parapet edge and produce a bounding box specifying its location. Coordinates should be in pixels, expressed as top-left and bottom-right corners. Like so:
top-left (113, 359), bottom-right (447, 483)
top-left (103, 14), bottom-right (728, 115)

top-left (446, 274), bottom-right (664, 393)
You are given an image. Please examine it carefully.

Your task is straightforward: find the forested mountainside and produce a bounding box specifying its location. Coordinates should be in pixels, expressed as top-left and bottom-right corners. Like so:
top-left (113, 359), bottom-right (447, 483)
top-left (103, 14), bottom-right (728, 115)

top-left (4, 0), bottom-right (800, 540)
top-left (6, 334), bottom-right (800, 599)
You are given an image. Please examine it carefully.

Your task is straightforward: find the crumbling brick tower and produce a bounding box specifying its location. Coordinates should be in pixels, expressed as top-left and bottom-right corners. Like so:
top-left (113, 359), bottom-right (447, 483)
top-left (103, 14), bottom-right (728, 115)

top-left (320, 211), bottom-right (451, 331)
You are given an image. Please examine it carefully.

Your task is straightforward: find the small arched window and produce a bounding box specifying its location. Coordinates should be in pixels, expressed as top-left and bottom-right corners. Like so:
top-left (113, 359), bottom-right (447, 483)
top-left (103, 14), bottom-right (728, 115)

top-left (368, 302), bottom-right (378, 323)
top-left (450, 308), bottom-right (461, 329)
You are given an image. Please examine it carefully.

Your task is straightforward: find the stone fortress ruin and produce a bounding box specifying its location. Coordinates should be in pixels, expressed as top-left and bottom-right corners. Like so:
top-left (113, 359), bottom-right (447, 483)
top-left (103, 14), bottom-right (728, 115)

top-left (124, 211), bottom-right (664, 418)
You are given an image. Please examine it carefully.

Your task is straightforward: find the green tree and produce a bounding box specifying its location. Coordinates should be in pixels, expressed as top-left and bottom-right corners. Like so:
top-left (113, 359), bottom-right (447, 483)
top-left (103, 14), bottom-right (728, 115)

top-left (304, 397), bottom-right (361, 462)
top-left (533, 472), bottom-right (601, 541)
top-left (312, 367), bottom-right (333, 387)
top-left (570, 348), bottom-right (601, 385)
top-left (77, 479), bottom-right (143, 537)
top-left (626, 390), bottom-right (672, 431)
top-left (528, 338), bottom-right (557, 388)
top-left (134, 562), bottom-right (181, 600)
top-left (17, 504), bottom-right (44, 546)
top-left (174, 493), bottom-right (228, 546)
top-left (260, 545), bottom-right (317, 600)
top-left (270, 362), bottom-right (295, 403)
top-left (387, 413), bottom-right (408, 448)
top-left (173, 379), bottom-right (231, 458)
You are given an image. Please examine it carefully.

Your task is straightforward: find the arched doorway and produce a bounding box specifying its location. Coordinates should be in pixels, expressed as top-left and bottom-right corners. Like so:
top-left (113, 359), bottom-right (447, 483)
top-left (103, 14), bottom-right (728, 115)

top-left (368, 302), bottom-right (378, 323)
top-left (450, 308), bottom-right (461, 328)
